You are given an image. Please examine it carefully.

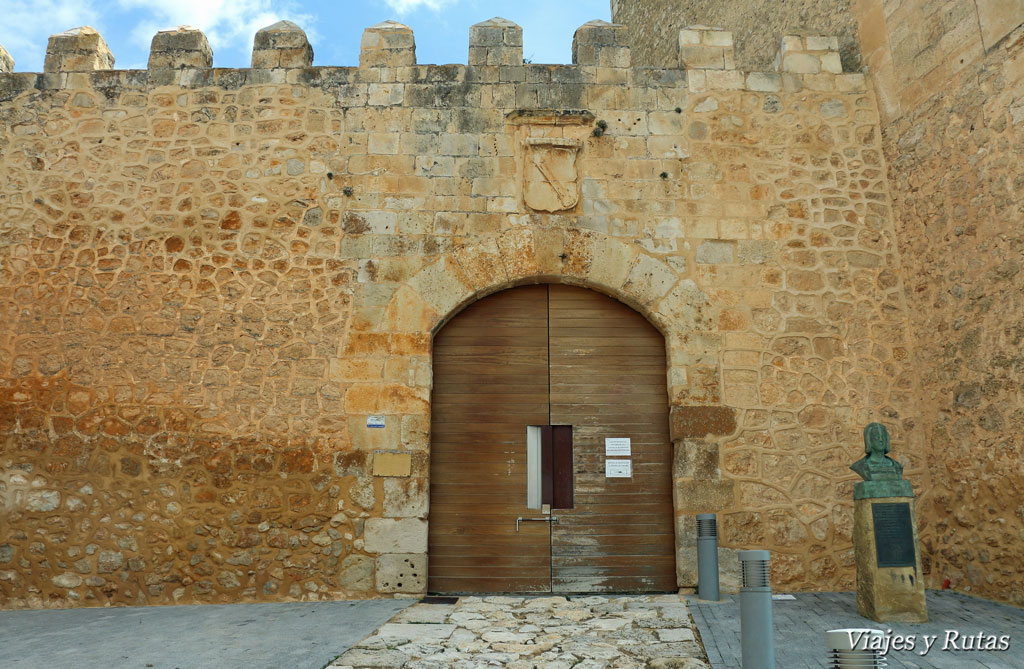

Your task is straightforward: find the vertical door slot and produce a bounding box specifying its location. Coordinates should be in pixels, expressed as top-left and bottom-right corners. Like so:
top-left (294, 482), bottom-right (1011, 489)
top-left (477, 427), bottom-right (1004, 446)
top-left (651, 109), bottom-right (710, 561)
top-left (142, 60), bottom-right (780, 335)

top-left (551, 425), bottom-right (574, 509)
top-left (526, 425), bottom-right (542, 510)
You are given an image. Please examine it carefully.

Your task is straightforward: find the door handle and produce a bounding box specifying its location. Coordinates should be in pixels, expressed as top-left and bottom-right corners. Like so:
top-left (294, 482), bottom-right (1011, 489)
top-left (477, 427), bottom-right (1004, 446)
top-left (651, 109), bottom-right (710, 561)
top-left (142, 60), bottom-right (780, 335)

top-left (516, 516), bottom-right (559, 532)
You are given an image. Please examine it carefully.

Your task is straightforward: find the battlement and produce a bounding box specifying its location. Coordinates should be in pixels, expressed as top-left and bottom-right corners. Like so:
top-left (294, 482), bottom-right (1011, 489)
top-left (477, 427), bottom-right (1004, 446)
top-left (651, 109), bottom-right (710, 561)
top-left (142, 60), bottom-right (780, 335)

top-left (0, 19), bottom-right (866, 98)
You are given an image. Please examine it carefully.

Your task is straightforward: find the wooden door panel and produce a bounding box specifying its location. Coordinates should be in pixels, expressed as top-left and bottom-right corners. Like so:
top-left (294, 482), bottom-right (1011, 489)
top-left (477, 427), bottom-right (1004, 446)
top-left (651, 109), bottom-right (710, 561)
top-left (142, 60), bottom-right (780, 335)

top-left (430, 284), bottom-right (675, 595)
top-left (428, 285), bottom-right (551, 594)
top-left (547, 284), bottom-right (676, 593)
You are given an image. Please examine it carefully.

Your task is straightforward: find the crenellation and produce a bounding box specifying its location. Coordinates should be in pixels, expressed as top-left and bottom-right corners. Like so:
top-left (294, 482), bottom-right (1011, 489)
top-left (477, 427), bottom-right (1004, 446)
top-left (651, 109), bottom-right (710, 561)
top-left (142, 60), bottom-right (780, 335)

top-left (468, 17), bottom-right (523, 67)
top-left (360, 21), bottom-right (417, 69)
top-left (149, 26), bottom-right (213, 70)
top-left (678, 25), bottom-right (736, 70)
top-left (773, 33), bottom-right (843, 74)
top-left (252, 20), bottom-right (314, 69)
top-left (572, 20), bottom-right (631, 69)
top-left (44, 26), bottom-right (114, 73)
top-left (0, 43), bottom-right (12, 73)
top-left (0, 21), bottom-right (864, 94)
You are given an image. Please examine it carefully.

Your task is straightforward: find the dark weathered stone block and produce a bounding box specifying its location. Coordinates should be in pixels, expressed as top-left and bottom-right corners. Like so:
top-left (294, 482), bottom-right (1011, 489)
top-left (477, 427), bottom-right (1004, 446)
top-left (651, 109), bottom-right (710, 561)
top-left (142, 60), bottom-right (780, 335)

top-left (670, 405), bottom-right (737, 440)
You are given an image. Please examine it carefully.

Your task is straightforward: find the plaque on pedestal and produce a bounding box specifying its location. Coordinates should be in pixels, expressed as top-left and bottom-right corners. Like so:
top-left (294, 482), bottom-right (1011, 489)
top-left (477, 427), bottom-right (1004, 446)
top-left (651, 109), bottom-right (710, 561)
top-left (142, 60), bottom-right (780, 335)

top-left (850, 423), bottom-right (927, 623)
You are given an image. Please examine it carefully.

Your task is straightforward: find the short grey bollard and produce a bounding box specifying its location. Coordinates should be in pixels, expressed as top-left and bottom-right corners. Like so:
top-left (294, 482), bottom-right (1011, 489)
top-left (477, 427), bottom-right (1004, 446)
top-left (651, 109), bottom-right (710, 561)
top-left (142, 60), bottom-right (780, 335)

top-left (739, 549), bottom-right (775, 669)
top-left (696, 513), bottom-right (719, 601)
top-left (826, 629), bottom-right (887, 667)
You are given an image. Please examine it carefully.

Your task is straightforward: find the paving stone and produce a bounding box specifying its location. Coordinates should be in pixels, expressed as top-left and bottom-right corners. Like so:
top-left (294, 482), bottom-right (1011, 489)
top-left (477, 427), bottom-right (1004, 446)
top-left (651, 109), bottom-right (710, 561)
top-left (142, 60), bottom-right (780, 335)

top-left (391, 603), bottom-right (455, 623)
top-left (335, 594), bottom-right (708, 667)
top-left (374, 623), bottom-right (456, 641)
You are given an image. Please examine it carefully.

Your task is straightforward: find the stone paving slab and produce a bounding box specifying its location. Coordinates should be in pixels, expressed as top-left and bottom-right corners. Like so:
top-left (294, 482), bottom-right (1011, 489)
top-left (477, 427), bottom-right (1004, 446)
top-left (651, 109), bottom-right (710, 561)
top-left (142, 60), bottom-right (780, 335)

top-left (329, 594), bottom-right (710, 668)
top-left (0, 599), bottom-right (410, 669)
top-left (688, 590), bottom-right (1024, 668)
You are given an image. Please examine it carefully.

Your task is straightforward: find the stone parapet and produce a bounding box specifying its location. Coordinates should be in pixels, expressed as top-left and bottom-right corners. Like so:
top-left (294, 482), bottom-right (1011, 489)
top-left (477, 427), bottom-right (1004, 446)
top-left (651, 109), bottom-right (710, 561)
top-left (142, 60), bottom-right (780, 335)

top-left (3, 22), bottom-right (861, 99)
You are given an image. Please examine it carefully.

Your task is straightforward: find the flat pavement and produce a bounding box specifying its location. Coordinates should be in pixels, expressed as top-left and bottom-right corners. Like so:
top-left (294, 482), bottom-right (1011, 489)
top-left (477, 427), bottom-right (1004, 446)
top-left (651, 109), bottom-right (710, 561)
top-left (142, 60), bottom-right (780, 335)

top-left (688, 590), bottom-right (1024, 668)
top-left (2, 590), bottom-right (1021, 668)
top-left (0, 599), bottom-right (410, 669)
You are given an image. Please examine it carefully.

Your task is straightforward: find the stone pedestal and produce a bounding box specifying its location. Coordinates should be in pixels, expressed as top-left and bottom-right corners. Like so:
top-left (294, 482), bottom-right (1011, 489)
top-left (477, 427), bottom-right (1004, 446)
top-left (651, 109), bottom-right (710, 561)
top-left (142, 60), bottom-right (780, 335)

top-left (853, 491), bottom-right (928, 622)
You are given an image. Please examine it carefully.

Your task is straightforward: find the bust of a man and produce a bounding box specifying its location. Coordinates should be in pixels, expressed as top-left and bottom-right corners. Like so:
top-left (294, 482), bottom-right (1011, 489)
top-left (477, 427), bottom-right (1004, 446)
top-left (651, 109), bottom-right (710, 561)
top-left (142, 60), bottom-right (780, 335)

top-left (850, 422), bottom-right (903, 481)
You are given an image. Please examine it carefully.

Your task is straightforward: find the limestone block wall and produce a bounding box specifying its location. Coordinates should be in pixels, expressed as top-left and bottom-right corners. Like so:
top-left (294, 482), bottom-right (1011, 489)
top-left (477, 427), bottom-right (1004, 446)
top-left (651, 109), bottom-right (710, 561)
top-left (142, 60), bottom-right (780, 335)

top-left (849, 0), bottom-right (1024, 605)
top-left (0, 19), bottom-right (921, 608)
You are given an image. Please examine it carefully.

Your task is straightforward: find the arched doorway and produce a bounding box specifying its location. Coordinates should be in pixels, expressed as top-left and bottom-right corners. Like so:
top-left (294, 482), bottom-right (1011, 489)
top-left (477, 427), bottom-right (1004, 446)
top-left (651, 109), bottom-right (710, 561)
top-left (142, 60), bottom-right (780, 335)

top-left (428, 283), bottom-right (675, 594)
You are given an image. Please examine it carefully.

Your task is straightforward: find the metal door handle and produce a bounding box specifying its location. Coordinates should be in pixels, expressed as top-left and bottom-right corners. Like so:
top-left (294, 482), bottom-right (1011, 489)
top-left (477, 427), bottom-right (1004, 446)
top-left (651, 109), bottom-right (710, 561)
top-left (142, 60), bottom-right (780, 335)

top-left (516, 516), bottom-right (559, 532)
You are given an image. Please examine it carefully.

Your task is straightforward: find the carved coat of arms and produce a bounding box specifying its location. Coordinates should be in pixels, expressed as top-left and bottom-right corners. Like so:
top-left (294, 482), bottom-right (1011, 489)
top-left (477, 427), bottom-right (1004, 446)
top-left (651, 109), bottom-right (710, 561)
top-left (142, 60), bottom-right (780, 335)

top-left (524, 138), bottom-right (582, 213)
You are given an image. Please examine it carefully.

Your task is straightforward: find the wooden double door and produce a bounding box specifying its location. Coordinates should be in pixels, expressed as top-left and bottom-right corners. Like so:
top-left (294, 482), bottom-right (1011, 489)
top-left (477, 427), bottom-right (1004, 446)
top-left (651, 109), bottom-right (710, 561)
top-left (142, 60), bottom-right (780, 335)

top-left (428, 284), bottom-right (676, 594)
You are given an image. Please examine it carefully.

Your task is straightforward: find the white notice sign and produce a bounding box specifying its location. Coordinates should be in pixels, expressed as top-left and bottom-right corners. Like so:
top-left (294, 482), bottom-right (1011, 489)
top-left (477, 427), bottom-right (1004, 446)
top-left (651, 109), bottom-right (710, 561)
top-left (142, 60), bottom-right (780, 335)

top-left (605, 459), bottom-right (632, 478)
top-left (605, 437), bottom-right (631, 456)
top-left (366, 415), bottom-right (386, 428)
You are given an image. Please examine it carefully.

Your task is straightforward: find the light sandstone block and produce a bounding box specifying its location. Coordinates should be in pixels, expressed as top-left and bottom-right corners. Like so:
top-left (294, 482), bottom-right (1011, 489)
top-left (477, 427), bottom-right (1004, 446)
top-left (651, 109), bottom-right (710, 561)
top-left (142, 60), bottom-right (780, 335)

top-left (746, 72), bottom-right (782, 92)
top-left (364, 518), bottom-right (428, 554)
top-left (383, 477), bottom-right (428, 518)
top-left (375, 553), bottom-right (426, 593)
top-left (782, 52), bottom-right (821, 74)
top-left (820, 51), bottom-right (842, 74)
top-left (805, 35), bottom-right (838, 51)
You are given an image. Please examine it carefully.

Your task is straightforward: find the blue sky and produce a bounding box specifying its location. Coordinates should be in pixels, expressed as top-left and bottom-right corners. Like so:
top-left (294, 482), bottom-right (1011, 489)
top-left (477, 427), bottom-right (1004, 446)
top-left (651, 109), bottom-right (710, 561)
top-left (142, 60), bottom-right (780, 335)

top-left (0, 0), bottom-right (610, 72)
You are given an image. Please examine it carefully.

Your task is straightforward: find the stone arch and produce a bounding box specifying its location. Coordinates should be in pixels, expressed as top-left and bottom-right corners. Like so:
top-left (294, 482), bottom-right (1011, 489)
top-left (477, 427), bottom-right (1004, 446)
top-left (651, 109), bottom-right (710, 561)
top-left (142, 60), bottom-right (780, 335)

top-left (383, 227), bottom-right (712, 341)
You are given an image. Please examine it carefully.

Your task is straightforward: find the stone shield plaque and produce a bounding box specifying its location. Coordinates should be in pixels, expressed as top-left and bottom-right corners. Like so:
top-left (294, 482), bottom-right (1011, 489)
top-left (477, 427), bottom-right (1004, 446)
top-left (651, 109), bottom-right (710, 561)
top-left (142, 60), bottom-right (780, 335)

top-left (524, 138), bottom-right (581, 212)
top-left (872, 502), bottom-right (915, 568)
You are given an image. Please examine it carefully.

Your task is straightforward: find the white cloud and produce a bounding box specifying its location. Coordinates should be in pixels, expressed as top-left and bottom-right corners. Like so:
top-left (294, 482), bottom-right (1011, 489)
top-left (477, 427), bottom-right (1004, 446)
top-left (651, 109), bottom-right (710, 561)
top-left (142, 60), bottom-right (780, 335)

top-left (0, 0), bottom-right (100, 71)
top-left (382, 0), bottom-right (459, 14)
top-left (116, 0), bottom-right (316, 55)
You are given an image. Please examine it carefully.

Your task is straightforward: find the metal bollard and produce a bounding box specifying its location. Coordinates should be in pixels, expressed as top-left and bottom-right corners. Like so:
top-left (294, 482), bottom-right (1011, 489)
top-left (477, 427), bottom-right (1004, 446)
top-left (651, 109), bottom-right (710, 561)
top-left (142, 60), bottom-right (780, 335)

top-left (696, 513), bottom-right (720, 601)
top-left (739, 549), bottom-right (775, 669)
top-left (826, 629), bottom-right (887, 668)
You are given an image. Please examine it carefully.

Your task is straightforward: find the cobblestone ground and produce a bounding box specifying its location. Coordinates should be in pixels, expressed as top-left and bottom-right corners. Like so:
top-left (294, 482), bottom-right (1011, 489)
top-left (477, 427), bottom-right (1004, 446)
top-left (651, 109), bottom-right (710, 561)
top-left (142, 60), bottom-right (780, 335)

top-left (329, 594), bottom-right (710, 668)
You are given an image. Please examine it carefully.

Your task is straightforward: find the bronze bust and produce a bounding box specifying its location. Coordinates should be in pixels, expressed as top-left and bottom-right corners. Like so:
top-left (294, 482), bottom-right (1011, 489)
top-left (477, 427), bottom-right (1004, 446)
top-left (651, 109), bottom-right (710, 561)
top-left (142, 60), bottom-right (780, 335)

top-left (850, 422), bottom-right (903, 481)
top-left (850, 422), bottom-right (913, 499)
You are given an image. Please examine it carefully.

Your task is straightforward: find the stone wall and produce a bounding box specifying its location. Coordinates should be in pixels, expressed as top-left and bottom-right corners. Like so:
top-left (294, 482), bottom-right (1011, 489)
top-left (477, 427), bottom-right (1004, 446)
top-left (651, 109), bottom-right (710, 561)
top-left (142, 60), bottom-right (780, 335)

top-left (610, 0), bottom-right (863, 71)
top-left (0, 19), bottom-right (923, 608)
top-left (850, 0), bottom-right (1024, 605)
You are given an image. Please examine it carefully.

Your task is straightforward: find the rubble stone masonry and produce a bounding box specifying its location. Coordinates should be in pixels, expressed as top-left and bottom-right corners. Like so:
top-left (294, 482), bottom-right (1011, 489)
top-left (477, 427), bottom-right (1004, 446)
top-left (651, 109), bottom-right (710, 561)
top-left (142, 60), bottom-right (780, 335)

top-left (1, 17), bottom-right (926, 608)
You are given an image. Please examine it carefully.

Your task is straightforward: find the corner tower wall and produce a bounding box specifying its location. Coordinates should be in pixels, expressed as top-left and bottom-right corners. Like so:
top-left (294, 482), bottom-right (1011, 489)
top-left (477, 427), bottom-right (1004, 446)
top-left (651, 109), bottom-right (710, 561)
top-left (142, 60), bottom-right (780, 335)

top-left (610, 0), bottom-right (863, 71)
top-left (853, 0), bottom-right (1024, 606)
top-left (0, 20), bottom-right (920, 608)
